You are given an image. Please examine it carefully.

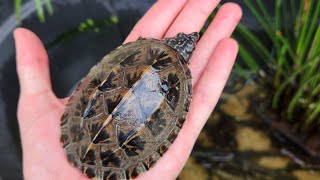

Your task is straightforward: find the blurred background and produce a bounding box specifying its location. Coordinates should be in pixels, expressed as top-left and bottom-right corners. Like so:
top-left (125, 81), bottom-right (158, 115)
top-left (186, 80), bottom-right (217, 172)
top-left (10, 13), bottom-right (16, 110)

top-left (0, 0), bottom-right (320, 179)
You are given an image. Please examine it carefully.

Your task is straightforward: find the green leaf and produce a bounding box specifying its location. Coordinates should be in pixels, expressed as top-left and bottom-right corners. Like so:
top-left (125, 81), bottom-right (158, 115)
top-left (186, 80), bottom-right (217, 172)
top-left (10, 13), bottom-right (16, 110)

top-left (304, 26), bottom-right (320, 82)
top-left (44, 0), bottom-right (53, 15)
top-left (34, 0), bottom-right (45, 23)
top-left (238, 44), bottom-right (260, 71)
top-left (234, 0), bottom-right (320, 127)
top-left (110, 15), bottom-right (119, 24)
top-left (275, 0), bottom-right (282, 32)
top-left (274, 44), bottom-right (288, 87)
top-left (307, 26), bottom-right (320, 60)
top-left (289, 0), bottom-right (297, 25)
top-left (311, 84), bottom-right (320, 97)
top-left (305, 102), bottom-right (320, 125)
top-left (14, 0), bottom-right (22, 23)
top-left (272, 61), bottom-right (312, 108)
top-left (243, 0), bottom-right (280, 52)
top-left (287, 73), bottom-right (320, 119)
top-left (256, 0), bottom-right (273, 28)
top-left (86, 18), bottom-right (95, 26)
top-left (296, 0), bottom-right (314, 65)
top-left (294, 0), bottom-right (305, 36)
top-left (234, 63), bottom-right (252, 79)
top-left (236, 24), bottom-right (274, 63)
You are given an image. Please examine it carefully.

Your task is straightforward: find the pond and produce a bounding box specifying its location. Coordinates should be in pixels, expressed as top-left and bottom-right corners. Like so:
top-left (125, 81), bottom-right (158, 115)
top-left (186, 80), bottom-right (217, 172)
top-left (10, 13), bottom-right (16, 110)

top-left (180, 78), bottom-right (320, 179)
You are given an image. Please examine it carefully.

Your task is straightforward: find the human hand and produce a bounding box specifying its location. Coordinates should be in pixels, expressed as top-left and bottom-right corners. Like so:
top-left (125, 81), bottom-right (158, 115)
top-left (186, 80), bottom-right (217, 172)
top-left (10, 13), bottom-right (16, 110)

top-left (15, 0), bottom-right (241, 179)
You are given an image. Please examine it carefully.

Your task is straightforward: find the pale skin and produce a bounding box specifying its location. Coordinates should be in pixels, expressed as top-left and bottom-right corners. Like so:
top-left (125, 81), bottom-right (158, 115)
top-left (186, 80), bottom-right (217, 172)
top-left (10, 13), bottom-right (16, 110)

top-left (15, 0), bottom-right (242, 179)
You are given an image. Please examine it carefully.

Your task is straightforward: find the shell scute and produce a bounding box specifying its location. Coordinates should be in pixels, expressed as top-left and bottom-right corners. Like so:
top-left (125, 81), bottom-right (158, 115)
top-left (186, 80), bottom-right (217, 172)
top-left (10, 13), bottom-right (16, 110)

top-left (98, 66), bottom-right (124, 92)
top-left (100, 149), bottom-right (122, 167)
top-left (119, 50), bottom-right (144, 67)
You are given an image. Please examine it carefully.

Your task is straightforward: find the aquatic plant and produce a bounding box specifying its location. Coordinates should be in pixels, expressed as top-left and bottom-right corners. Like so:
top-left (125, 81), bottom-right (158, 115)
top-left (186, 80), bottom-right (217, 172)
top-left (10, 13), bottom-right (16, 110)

top-left (235, 0), bottom-right (320, 127)
top-left (15, 0), bottom-right (53, 23)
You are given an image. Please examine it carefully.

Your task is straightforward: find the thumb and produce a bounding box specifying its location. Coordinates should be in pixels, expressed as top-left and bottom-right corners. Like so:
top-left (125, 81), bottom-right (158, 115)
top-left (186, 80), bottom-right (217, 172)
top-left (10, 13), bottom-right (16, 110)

top-left (14, 28), bottom-right (61, 122)
top-left (14, 28), bottom-right (52, 97)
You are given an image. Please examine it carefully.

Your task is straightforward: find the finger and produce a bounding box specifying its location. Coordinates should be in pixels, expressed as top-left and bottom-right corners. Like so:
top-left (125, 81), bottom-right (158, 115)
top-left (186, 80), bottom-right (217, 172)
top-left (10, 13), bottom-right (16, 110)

top-left (14, 28), bottom-right (52, 96)
top-left (190, 3), bottom-right (242, 84)
top-left (124, 0), bottom-right (188, 43)
top-left (165, 0), bottom-right (220, 37)
top-left (189, 38), bottom-right (238, 130)
top-left (138, 38), bottom-right (239, 179)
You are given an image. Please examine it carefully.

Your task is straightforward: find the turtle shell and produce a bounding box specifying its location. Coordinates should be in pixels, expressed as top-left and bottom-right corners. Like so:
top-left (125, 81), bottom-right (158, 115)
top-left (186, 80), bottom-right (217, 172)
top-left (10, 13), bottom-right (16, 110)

top-left (60, 37), bottom-right (193, 180)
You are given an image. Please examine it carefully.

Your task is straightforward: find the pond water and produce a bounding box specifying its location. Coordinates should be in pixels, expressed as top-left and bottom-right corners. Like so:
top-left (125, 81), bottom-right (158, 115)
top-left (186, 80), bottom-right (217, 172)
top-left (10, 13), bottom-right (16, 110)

top-left (1, 0), bottom-right (318, 180)
top-left (180, 77), bottom-right (320, 180)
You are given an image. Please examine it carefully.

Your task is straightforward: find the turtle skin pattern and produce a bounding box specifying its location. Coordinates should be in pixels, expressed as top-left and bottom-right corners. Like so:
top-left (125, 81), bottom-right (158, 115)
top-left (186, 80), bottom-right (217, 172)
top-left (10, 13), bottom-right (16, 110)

top-left (60, 39), bottom-right (192, 180)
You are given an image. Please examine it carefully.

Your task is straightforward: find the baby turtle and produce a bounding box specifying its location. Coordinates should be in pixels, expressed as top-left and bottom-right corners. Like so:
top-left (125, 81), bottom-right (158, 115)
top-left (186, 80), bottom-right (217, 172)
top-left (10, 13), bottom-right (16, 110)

top-left (60, 32), bottom-right (199, 180)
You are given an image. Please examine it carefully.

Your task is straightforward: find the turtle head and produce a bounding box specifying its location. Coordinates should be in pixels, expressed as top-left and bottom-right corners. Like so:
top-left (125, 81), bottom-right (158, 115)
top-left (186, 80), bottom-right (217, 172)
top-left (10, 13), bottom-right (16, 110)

top-left (164, 32), bottom-right (199, 62)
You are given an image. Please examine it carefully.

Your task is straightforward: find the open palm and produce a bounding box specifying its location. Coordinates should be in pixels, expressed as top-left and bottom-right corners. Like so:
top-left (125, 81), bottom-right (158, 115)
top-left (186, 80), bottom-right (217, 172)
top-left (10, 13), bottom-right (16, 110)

top-left (15, 0), bottom-right (241, 179)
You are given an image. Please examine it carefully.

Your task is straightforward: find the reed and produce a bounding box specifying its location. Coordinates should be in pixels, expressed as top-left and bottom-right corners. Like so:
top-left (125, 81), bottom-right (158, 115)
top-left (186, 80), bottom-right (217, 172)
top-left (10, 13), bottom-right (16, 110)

top-left (15, 0), bottom-right (53, 23)
top-left (234, 0), bottom-right (320, 126)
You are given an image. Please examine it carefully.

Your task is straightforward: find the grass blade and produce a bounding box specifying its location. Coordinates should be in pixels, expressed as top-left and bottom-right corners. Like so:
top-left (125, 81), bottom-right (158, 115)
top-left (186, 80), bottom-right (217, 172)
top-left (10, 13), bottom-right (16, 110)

top-left (238, 44), bottom-right (260, 71)
top-left (304, 26), bottom-right (320, 80)
top-left (289, 0), bottom-right (297, 26)
top-left (305, 102), bottom-right (320, 125)
top-left (307, 25), bottom-right (320, 59)
top-left (303, 1), bottom-right (320, 53)
top-left (311, 84), bottom-right (320, 97)
top-left (243, 0), bottom-right (280, 52)
top-left (242, 0), bottom-right (273, 37)
top-left (282, 0), bottom-right (291, 43)
top-left (278, 37), bottom-right (296, 61)
top-left (44, 0), bottom-right (53, 15)
top-left (296, 0), bottom-right (314, 65)
top-left (14, 0), bottom-right (22, 23)
top-left (237, 24), bottom-right (274, 63)
top-left (234, 63), bottom-right (251, 79)
top-left (34, 0), bottom-right (45, 23)
top-left (272, 61), bottom-right (312, 108)
top-left (274, 45), bottom-right (288, 87)
top-left (275, 0), bottom-right (282, 33)
top-left (256, 0), bottom-right (273, 28)
top-left (287, 74), bottom-right (320, 119)
top-left (294, 0), bottom-right (305, 37)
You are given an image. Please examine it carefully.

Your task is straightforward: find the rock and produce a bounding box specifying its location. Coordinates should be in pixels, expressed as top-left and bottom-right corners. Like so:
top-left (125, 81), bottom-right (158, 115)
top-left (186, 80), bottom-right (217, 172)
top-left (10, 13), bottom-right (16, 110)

top-left (220, 84), bottom-right (257, 121)
top-left (236, 127), bottom-right (271, 151)
top-left (293, 170), bottom-right (320, 180)
top-left (179, 157), bottom-right (209, 180)
top-left (257, 156), bottom-right (290, 169)
top-left (197, 130), bottom-right (214, 148)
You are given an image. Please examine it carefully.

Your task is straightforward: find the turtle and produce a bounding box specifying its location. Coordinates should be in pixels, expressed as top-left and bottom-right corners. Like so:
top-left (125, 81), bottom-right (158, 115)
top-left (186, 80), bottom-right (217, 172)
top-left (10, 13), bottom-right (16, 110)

top-left (60, 32), bottom-right (200, 180)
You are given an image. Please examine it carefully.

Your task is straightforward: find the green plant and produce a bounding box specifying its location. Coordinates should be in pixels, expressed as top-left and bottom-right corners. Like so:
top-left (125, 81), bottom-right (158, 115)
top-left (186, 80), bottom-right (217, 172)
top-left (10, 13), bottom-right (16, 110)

top-left (15, 0), bottom-right (53, 23)
top-left (235, 0), bottom-right (320, 126)
top-left (45, 16), bottom-right (119, 49)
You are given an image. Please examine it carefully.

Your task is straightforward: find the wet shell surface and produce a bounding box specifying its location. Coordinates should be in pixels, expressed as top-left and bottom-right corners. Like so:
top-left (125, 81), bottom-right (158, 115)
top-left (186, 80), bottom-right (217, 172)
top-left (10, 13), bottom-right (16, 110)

top-left (60, 33), bottom-right (199, 180)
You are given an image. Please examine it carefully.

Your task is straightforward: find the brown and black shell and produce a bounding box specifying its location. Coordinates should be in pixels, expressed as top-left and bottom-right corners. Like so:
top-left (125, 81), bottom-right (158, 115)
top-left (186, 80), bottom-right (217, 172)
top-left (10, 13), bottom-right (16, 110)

top-left (60, 37), bottom-right (193, 180)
